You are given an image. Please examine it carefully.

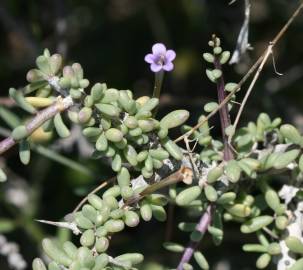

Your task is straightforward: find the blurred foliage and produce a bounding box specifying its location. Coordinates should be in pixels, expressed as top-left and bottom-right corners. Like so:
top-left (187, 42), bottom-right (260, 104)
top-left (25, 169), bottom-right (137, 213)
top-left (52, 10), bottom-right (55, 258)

top-left (0, 0), bottom-right (302, 269)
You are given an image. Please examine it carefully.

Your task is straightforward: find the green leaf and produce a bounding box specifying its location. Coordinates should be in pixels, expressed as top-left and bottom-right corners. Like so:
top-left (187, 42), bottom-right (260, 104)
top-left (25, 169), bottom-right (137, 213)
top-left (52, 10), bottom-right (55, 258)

top-left (163, 242), bottom-right (184, 253)
top-left (176, 186), bottom-right (202, 206)
top-left (273, 149), bottom-right (300, 169)
top-left (19, 140), bottom-right (31, 165)
top-left (160, 110), bottom-right (189, 129)
top-left (54, 114), bottom-right (70, 138)
top-left (241, 216), bottom-right (274, 233)
top-left (0, 168), bottom-right (7, 182)
top-left (0, 106), bottom-right (21, 128)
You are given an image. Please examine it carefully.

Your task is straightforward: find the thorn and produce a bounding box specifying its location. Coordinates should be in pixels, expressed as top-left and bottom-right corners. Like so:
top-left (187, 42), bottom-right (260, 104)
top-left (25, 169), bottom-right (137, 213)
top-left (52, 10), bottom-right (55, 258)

top-left (36, 219), bottom-right (81, 235)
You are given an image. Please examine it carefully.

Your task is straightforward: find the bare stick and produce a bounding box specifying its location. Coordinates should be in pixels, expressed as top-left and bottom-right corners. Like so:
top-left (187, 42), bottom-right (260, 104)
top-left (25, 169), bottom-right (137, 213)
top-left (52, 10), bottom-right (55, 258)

top-left (228, 45), bottom-right (273, 144)
top-left (72, 176), bottom-right (116, 213)
top-left (0, 96), bottom-right (73, 155)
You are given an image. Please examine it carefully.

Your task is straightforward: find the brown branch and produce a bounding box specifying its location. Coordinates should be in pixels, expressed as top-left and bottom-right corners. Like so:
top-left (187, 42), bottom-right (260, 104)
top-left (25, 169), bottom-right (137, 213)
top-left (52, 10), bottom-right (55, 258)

top-left (72, 177), bottom-right (116, 214)
top-left (0, 96), bottom-right (73, 155)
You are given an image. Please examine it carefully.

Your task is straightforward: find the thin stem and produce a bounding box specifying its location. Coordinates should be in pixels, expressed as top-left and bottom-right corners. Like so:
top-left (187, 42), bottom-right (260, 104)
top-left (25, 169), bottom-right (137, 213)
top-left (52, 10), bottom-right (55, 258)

top-left (228, 45), bottom-right (273, 144)
top-left (152, 70), bottom-right (164, 116)
top-left (153, 70), bottom-right (164, 99)
top-left (0, 96), bottom-right (73, 155)
top-left (213, 52), bottom-right (234, 161)
top-left (72, 176), bottom-right (116, 213)
top-left (174, 1), bottom-right (303, 143)
top-left (176, 205), bottom-right (213, 270)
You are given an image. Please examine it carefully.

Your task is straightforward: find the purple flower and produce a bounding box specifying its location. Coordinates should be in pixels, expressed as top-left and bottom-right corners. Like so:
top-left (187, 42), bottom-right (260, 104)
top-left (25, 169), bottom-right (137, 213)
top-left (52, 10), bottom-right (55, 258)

top-left (144, 43), bottom-right (176, 73)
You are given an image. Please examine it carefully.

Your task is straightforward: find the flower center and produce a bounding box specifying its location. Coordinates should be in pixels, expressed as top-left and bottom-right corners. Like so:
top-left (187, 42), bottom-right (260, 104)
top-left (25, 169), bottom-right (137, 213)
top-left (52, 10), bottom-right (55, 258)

top-left (156, 54), bottom-right (165, 66)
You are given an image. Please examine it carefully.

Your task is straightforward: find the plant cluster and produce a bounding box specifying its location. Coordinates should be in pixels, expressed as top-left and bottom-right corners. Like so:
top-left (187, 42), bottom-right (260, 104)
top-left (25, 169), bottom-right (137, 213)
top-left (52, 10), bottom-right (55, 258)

top-left (0, 8), bottom-right (303, 270)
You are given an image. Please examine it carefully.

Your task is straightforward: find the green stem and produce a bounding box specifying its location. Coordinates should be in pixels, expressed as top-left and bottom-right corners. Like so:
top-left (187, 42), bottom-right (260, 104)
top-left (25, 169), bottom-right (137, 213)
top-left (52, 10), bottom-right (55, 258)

top-left (152, 70), bottom-right (165, 116)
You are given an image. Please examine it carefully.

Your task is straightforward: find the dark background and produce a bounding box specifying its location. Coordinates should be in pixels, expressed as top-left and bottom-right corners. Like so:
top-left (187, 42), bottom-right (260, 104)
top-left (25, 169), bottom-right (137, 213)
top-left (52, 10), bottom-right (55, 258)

top-left (0, 0), bottom-right (303, 269)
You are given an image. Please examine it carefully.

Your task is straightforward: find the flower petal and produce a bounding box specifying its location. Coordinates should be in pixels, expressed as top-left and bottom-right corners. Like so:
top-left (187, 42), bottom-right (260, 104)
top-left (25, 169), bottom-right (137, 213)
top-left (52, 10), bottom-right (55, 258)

top-left (144, 54), bottom-right (155, 64)
top-left (151, 63), bottom-right (162, 73)
top-left (163, 62), bottom-right (174, 72)
top-left (166, 50), bottom-right (176, 61)
top-left (152, 43), bottom-right (166, 55)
